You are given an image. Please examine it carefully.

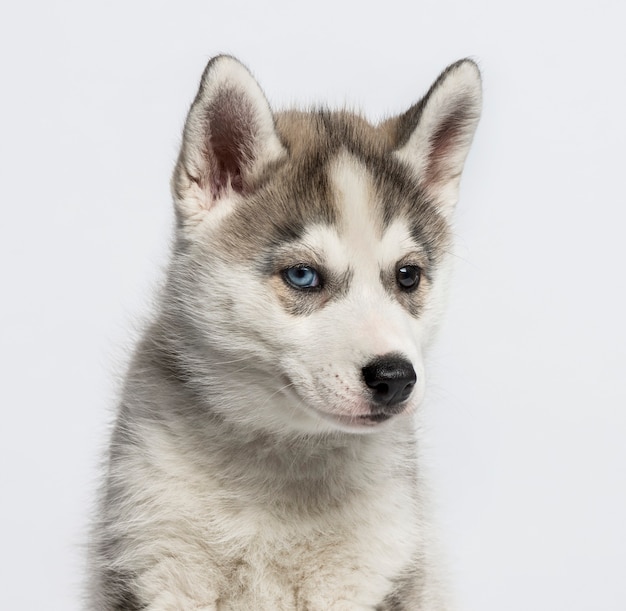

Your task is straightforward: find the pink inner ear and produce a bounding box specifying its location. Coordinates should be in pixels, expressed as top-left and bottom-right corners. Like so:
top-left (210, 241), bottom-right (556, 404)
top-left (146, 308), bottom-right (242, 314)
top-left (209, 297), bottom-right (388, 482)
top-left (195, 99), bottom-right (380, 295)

top-left (205, 88), bottom-right (257, 198)
top-left (425, 106), bottom-right (471, 186)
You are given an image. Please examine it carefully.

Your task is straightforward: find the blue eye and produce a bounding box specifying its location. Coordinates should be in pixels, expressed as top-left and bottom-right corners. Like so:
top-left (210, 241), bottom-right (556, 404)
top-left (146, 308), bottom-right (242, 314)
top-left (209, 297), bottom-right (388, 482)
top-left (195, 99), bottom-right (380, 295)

top-left (282, 266), bottom-right (321, 290)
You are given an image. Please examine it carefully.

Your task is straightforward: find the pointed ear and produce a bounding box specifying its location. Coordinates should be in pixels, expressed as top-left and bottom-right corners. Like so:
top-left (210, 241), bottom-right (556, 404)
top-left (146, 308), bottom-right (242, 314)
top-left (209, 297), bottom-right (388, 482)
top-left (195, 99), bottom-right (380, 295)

top-left (393, 60), bottom-right (482, 217)
top-left (172, 55), bottom-right (286, 222)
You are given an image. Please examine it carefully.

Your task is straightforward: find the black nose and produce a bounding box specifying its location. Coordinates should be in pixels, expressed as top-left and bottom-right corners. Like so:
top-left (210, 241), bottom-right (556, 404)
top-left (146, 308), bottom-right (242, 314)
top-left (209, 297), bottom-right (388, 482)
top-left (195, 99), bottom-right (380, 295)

top-left (361, 355), bottom-right (416, 407)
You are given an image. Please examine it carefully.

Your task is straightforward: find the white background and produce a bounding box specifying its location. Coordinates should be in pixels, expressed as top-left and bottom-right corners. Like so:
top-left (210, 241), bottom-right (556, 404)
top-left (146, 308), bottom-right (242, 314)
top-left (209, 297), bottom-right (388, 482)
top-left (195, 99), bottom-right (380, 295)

top-left (1, 1), bottom-right (625, 609)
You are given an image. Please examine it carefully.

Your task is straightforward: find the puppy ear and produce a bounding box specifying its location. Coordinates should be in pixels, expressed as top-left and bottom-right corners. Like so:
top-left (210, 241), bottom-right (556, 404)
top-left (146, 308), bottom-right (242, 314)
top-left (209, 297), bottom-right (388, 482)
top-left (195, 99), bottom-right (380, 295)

top-left (393, 60), bottom-right (482, 217)
top-left (172, 55), bottom-right (286, 221)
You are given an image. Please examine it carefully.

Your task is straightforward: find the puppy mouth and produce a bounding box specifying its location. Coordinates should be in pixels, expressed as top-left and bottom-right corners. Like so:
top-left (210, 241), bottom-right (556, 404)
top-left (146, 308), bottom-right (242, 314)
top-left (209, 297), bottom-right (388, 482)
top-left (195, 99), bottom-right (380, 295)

top-left (279, 374), bottom-right (402, 428)
top-left (327, 409), bottom-right (397, 429)
top-left (359, 412), bottom-right (392, 423)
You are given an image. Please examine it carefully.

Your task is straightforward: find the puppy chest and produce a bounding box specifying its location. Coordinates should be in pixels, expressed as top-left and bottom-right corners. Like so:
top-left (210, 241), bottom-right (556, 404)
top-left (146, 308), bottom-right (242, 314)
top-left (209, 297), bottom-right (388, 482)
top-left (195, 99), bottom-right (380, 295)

top-left (202, 488), bottom-right (421, 605)
top-left (211, 517), bottom-right (418, 608)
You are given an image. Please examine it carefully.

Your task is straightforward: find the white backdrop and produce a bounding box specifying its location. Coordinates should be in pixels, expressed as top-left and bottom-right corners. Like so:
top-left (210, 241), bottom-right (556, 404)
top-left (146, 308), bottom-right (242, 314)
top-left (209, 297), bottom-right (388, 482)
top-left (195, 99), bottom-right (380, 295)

top-left (1, 1), bottom-right (625, 609)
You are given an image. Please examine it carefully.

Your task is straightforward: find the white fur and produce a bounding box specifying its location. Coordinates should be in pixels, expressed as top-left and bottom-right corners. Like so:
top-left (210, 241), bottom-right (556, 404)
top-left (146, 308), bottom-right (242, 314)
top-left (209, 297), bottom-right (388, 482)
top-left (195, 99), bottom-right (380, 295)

top-left (276, 155), bottom-right (427, 428)
top-left (108, 422), bottom-right (424, 609)
top-left (90, 56), bottom-right (481, 610)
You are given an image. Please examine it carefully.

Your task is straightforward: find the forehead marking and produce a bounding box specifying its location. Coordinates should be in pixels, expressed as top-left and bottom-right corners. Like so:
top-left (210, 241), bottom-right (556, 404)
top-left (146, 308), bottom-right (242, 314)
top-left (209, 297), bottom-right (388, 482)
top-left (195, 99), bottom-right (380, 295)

top-left (329, 153), bottom-right (382, 251)
top-left (327, 153), bottom-right (421, 269)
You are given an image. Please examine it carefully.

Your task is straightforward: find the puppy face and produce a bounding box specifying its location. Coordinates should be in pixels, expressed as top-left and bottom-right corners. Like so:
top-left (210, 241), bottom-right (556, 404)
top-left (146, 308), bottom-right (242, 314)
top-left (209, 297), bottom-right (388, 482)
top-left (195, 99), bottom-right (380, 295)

top-left (167, 57), bottom-right (480, 435)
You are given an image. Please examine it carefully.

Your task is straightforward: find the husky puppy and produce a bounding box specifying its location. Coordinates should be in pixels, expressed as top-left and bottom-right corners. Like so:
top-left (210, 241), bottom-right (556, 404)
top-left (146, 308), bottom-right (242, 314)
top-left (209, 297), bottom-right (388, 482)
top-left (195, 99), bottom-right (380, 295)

top-left (89, 56), bottom-right (481, 610)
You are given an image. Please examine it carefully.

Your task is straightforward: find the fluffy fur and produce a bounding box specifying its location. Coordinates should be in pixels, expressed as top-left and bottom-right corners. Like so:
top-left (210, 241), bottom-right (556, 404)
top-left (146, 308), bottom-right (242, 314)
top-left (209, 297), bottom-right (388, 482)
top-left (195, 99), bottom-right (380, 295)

top-left (88, 56), bottom-right (481, 610)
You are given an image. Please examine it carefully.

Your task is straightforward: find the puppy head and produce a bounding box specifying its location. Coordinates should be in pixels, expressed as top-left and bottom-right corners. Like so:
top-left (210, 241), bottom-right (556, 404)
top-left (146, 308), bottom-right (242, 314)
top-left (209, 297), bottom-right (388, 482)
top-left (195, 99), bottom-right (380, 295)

top-left (165, 56), bottom-right (481, 435)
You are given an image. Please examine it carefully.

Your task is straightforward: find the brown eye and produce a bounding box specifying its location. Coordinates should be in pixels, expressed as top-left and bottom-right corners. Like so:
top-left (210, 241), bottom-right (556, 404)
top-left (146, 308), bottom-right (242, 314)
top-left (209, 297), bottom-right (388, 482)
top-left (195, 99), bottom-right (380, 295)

top-left (397, 265), bottom-right (421, 291)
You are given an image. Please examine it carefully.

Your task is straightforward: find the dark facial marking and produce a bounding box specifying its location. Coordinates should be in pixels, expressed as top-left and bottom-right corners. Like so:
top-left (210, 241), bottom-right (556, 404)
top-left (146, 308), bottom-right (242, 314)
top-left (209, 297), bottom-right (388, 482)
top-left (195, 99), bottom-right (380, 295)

top-left (269, 254), bottom-right (353, 317)
top-left (309, 111), bottom-right (452, 271)
top-left (379, 252), bottom-right (430, 318)
top-left (203, 110), bottom-right (449, 320)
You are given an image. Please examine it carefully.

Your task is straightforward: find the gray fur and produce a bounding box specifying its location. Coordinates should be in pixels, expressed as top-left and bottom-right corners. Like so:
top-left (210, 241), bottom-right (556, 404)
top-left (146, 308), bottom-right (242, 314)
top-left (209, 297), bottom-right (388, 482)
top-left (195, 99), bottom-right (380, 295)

top-left (88, 55), bottom-right (481, 609)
